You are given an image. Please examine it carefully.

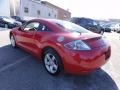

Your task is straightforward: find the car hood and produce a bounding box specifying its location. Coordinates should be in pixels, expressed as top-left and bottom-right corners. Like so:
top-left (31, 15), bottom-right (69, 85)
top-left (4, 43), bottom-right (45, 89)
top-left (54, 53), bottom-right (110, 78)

top-left (3, 18), bottom-right (15, 24)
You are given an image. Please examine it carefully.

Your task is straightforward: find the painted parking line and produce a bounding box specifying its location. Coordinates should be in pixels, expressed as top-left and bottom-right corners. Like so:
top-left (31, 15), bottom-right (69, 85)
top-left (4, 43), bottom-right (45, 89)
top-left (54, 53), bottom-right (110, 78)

top-left (0, 55), bottom-right (30, 73)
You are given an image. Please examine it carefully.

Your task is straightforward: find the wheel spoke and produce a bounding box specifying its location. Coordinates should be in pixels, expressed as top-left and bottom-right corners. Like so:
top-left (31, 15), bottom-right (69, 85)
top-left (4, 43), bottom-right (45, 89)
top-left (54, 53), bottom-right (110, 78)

top-left (50, 65), bottom-right (54, 73)
top-left (49, 62), bottom-right (58, 73)
top-left (51, 56), bottom-right (55, 61)
top-left (46, 54), bottom-right (52, 61)
top-left (44, 53), bottom-right (58, 74)
top-left (45, 60), bottom-right (50, 65)
top-left (53, 64), bottom-right (58, 71)
top-left (44, 56), bottom-right (50, 65)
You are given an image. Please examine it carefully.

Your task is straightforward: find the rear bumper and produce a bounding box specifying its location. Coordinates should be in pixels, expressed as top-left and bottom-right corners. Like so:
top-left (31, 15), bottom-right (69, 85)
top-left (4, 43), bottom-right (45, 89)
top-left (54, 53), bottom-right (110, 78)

top-left (61, 45), bottom-right (111, 74)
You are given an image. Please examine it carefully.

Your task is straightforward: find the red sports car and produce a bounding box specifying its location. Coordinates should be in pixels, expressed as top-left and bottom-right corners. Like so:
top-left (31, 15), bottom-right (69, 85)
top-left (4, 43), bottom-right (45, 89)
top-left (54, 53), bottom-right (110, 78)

top-left (9, 19), bottom-right (111, 75)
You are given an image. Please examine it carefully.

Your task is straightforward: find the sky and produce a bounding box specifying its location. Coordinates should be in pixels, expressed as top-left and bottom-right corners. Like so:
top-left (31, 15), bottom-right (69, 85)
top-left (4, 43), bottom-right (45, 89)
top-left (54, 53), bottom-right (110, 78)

top-left (45, 0), bottom-right (120, 19)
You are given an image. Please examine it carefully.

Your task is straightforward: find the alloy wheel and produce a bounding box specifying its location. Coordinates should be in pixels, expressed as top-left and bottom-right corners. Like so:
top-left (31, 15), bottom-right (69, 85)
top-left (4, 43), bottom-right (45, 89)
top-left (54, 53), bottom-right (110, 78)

top-left (44, 53), bottom-right (58, 74)
top-left (10, 35), bottom-right (16, 47)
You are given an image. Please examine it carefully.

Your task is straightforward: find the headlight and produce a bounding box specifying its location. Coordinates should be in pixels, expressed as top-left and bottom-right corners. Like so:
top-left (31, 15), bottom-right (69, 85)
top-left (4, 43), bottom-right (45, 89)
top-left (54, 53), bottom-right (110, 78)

top-left (64, 40), bottom-right (91, 50)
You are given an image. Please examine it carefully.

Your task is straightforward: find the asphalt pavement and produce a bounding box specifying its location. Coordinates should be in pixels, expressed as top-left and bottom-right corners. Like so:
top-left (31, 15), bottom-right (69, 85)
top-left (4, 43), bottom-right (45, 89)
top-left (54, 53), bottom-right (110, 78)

top-left (0, 28), bottom-right (119, 90)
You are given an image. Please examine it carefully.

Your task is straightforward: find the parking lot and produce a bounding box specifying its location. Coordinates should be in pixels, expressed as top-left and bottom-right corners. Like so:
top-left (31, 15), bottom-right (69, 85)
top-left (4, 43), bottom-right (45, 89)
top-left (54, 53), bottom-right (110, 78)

top-left (0, 27), bottom-right (120, 90)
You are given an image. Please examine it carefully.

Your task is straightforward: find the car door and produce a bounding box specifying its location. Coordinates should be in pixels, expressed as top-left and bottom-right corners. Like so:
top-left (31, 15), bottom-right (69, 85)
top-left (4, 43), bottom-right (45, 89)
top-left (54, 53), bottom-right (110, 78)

top-left (16, 21), bottom-right (40, 53)
top-left (33, 22), bottom-right (52, 57)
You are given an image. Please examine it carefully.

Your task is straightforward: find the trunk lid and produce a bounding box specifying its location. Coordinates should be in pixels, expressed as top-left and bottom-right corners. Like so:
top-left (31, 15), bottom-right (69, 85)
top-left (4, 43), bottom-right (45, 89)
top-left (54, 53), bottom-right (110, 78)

top-left (80, 33), bottom-right (107, 48)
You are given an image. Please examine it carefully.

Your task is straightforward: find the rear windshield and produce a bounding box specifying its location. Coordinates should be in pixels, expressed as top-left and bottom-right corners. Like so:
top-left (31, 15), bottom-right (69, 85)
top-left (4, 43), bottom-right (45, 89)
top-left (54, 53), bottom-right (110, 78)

top-left (52, 20), bottom-right (91, 33)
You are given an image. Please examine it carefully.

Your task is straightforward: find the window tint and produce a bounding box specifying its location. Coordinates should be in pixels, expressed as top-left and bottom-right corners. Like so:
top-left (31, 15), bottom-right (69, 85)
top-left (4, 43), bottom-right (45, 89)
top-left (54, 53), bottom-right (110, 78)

top-left (52, 20), bottom-right (91, 33)
top-left (24, 22), bottom-right (39, 31)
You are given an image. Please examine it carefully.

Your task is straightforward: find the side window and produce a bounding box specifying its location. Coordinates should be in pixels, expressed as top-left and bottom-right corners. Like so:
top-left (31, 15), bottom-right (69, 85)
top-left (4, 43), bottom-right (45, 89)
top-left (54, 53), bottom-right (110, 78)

top-left (24, 22), bottom-right (39, 31)
top-left (38, 24), bottom-right (50, 31)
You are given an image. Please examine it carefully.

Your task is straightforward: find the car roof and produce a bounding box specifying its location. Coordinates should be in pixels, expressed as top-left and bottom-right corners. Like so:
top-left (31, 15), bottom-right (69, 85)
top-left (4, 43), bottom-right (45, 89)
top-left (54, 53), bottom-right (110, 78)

top-left (30, 18), bottom-right (64, 23)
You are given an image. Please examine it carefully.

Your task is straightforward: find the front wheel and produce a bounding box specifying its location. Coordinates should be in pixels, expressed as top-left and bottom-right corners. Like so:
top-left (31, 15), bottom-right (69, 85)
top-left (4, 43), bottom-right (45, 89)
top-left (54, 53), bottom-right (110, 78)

top-left (10, 35), bottom-right (17, 48)
top-left (43, 48), bottom-right (63, 75)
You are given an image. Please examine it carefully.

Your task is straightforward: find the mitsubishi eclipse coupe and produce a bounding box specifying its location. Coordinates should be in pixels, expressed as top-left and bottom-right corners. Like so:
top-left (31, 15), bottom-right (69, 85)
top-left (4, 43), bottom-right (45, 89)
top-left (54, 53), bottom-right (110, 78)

top-left (9, 19), bottom-right (111, 75)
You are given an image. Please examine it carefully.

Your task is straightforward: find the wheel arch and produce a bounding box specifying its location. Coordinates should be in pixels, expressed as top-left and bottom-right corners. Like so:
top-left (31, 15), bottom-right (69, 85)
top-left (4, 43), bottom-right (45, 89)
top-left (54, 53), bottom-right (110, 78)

top-left (41, 46), bottom-right (59, 59)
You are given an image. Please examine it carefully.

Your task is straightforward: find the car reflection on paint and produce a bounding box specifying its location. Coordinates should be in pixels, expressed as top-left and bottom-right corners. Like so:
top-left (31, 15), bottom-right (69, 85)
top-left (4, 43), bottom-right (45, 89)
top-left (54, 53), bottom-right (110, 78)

top-left (9, 19), bottom-right (111, 75)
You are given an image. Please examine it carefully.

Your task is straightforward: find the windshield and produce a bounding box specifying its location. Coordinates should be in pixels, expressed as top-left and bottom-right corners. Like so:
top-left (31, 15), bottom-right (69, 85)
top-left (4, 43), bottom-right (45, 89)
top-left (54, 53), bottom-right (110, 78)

top-left (52, 20), bottom-right (91, 33)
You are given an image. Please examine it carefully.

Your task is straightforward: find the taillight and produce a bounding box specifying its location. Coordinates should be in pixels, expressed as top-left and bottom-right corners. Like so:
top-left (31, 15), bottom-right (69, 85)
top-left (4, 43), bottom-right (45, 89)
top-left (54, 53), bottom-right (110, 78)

top-left (64, 40), bottom-right (91, 50)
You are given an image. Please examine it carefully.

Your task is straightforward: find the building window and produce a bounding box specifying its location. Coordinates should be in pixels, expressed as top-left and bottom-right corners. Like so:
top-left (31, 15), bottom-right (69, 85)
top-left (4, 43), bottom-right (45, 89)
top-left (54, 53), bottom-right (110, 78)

top-left (37, 10), bottom-right (40, 15)
top-left (48, 13), bottom-right (51, 16)
top-left (24, 7), bottom-right (29, 13)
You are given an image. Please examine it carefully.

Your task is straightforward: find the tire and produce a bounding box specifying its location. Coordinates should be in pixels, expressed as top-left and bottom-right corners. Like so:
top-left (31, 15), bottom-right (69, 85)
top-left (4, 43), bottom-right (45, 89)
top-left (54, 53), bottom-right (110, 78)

top-left (10, 35), bottom-right (17, 48)
top-left (43, 48), bottom-right (63, 75)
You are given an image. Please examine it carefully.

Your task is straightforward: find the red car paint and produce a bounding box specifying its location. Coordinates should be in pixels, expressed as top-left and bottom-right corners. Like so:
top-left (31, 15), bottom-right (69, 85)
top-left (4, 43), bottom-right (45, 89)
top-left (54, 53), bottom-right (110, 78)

top-left (10, 19), bottom-right (111, 74)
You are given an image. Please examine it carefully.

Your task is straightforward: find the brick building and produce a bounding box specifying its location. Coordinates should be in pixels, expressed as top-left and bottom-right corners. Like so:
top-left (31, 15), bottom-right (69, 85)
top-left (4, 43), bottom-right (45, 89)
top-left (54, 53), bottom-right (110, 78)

top-left (41, 1), bottom-right (71, 20)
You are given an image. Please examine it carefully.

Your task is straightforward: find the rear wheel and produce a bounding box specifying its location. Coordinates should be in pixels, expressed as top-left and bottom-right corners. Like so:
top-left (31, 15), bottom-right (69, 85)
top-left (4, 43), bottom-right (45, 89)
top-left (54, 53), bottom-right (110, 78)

top-left (43, 48), bottom-right (63, 75)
